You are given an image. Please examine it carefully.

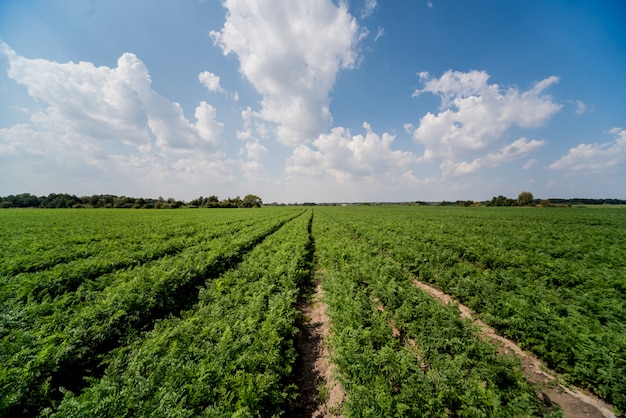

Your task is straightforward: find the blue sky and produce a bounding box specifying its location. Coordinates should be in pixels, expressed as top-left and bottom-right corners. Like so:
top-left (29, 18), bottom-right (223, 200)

top-left (1, 0), bottom-right (625, 203)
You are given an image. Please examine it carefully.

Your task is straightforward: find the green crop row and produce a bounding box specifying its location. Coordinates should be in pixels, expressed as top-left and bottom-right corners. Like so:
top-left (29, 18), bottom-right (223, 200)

top-left (2, 206), bottom-right (623, 416)
top-left (321, 206), bottom-right (626, 413)
top-left (0, 210), bottom-right (186, 277)
top-left (313, 209), bottom-right (558, 417)
top-left (0, 209), bottom-right (279, 278)
top-left (1, 209), bottom-right (303, 416)
top-left (3, 212), bottom-right (283, 304)
top-left (48, 210), bottom-right (313, 417)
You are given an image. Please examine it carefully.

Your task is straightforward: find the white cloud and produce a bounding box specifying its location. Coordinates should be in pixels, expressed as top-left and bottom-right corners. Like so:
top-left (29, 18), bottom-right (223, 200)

top-left (211, 0), bottom-right (363, 146)
top-left (1, 43), bottom-right (223, 156)
top-left (410, 70), bottom-right (561, 175)
top-left (0, 42), bottom-right (228, 198)
top-left (374, 27), bottom-right (385, 42)
top-left (575, 100), bottom-right (587, 115)
top-left (523, 158), bottom-right (538, 170)
top-left (145, 97), bottom-right (223, 152)
top-left (286, 122), bottom-right (418, 183)
top-left (549, 128), bottom-right (626, 173)
top-left (362, 0), bottom-right (377, 18)
top-left (451, 138), bottom-right (546, 176)
top-left (198, 71), bottom-right (223, 93)
top-left (236, 106), bottom-right (269, 141)
top-left (401, 170), bottom-right (435, 187)
top-left (193, 102), bottom-right (224, 148)
top-left (241, 160), bottom-right (266, 181)
top-left (285, 144), bottom-right (325, 178)
top-left (283, 124), bottom-right (433, 202)
top-left (4, 46), bottom-right (149, 146)
top-left (165, 155), bottom-right (241, 194)
top-left (243, 140), bottom-right (267, 160)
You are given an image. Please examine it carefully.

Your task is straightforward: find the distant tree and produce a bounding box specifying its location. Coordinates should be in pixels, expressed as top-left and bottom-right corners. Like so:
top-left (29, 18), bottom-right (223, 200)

top-left (219, 196), bottom-right (242, 208)
top-left (241, 194), bottom-right (262, 208)
top-left (114, 196), bottom-right (134, 208)
top-left (490, 195), bottom-right (506, 206)
top-left (189, 196), bottom-right (204, 207)
top-left (488, 195), bottom-right (517, 206)
top-left (204, 195), bottom-right (219, 208)
top-left (517, 191), bottom-right (534, 206)
top-left (134, 198), bottom-right (146, 208)
top-left (11, 193), bottom-right (41, 207)
top-left (155, 196), bottom-right (165, 209)
top-left (165, 198), bottom-right (181, 209)
top-left (540, 199), bottom-right (552, 207)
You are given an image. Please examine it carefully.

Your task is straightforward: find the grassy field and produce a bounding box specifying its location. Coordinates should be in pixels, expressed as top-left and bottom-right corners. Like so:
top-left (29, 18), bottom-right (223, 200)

top-left (1, 206), bottom-right (624, 416)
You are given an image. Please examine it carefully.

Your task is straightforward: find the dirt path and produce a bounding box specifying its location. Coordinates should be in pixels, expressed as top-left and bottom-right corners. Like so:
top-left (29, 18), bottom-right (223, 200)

top-left (289, 271), bottom-right (344, 417)
top-left (411, 279), bottom-right (616, 418)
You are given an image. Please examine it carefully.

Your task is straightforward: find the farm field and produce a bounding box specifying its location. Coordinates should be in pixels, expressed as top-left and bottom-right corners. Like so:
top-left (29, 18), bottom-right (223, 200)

top-left (1, 206), bottom-right (624, 416)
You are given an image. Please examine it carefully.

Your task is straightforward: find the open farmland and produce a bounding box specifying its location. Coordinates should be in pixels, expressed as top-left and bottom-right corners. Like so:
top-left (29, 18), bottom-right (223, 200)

top-left (1, 206), bottom-right (624, 417)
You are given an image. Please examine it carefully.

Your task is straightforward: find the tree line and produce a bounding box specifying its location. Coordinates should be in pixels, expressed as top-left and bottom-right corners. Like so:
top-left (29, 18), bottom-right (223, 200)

top-left (483, 193), bottom-right (626, 207)
top-left (0, 193), bottom-right (263, 209)
top-left (2, 192), bottom-right (623, 209)
top-left (439, 198), bottom-right (626, 207)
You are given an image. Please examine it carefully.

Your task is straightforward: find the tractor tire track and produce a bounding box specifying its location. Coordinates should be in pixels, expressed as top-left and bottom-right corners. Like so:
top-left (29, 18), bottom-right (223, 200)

top-left (409, 277), bottom-right (616, 418)
top-left (289, 211), bottom-right (344, 417)
top-left (339, 219), bottom-right (617, 418)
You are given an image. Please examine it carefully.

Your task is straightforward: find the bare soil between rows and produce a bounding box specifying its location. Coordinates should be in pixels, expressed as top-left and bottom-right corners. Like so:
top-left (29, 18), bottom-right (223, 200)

top-left (288, 269), bottom-right (344, 417)
top-left (290, 232), bottom-right (616, 418)
top-left (411, 279), bottom-right (616, 418)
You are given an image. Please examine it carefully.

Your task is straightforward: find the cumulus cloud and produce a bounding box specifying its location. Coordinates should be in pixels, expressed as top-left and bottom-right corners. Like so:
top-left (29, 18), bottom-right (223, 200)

top-left (198, 71), bottom-right (223, 93)
top-left (0, 43), bottom-right (223, 166)
top-left (410, 70), bottom-right (561, 175)
top-left (3, 46), bottom-right (149, 146)
top-left (171, 155), bottom-right (237, 181)
top-left (0, 42), bottom-right (228, 198)
top-left (451, 138), bottom-right (546, 176)
top-left (211, 0), bottom-right (362, 146)
top-left (242, 140), bottom-right (268, 160)
top-left (286, 122), bottom-right (418, 183)
top-left (241, 160), bottom-right (266, 181)
top-left (236, 106), bottom-right (269, 141)
top-left (192, 102), bottom-right (224, 148)
top-left (549, 128), bottom-right (626, 173)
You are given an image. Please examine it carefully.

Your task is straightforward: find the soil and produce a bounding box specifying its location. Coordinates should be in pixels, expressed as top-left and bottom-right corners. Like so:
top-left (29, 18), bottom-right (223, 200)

top-left (288, 271), bottom-right (345, 417)
top-left (411, 279), bottom-right (617, 418)
top-left (290, 238), bottom-right (616, 418)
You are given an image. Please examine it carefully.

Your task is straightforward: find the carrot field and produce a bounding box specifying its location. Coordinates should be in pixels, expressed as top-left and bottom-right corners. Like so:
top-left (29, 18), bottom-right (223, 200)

top-left (1, 206), bottom-right (624, 417)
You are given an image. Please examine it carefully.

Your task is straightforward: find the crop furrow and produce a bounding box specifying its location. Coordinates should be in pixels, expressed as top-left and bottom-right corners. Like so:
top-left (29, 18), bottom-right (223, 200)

top-left (319, 206), bottom-right (625, 414)
top-left (48, 210), bottom-right (313, 417)
top-left (8, 215), bottom-right (280, 304)
top-left (1, 210), bottom-right (305, 417)
top-left (313, 210), bottom-right (559, 417)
